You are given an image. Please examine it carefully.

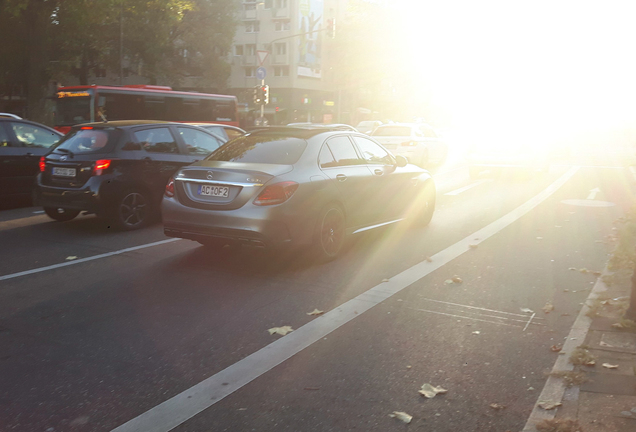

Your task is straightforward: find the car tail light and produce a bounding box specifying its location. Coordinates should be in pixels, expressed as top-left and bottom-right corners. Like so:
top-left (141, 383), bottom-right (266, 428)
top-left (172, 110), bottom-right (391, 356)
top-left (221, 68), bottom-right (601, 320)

top-left (400, 141), bottom-right (417, 146)
top-left (39, 156), bottom-right (46, 172)
top-left (165, 176), bottom-right (175, 198)
top-left (80, 126), bottom-right (93, 130)
top-left (253, 181), bottom-right (298, 206)
top-left (93, 159), bottom-right (111, 176)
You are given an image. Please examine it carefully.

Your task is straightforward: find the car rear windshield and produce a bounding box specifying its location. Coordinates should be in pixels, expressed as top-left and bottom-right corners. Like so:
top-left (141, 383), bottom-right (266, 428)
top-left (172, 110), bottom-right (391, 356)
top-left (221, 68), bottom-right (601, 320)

top-left (372, 126), bottom-right (412, 137)
top-left (52, 128), bottom-right (119, 155)
top-left (206, 135), bottom-right (307, 164)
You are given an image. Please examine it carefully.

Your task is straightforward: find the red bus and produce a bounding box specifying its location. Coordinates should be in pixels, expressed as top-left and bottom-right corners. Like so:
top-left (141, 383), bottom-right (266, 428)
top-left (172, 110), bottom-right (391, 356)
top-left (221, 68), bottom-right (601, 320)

top-left (54, 85), bottom-right (239, 134)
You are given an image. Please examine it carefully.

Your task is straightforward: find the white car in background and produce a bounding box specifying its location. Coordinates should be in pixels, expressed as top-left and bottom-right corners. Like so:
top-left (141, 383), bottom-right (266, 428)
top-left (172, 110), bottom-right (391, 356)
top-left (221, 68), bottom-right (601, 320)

top-left (355, 120), bottom-right (382, 134)
top-left (371, 123), bottom-right (448, 169)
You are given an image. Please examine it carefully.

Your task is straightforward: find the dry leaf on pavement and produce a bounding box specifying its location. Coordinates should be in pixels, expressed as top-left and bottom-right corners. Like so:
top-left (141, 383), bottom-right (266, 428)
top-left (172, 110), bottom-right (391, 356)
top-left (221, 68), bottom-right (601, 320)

top-left (419, 383), bottom-right (448, 398)
top-left (452, 276), bottom-right (463, 283)
top-left (389, 411), bottom-right (412, 423)
top-left (268, 326), bottom-right (294, 336)
top-left (489, 403), bottom-right (505, 410)
top-left (568, 267), bottom-right (577, 271)
top-left (444, 279), bottom-right (454, 285)
top-left (426, 256), bottom-right (433, 262)
top-left (66, 256), bottom-right (78, 260)
top-left (520, 308), bottom-right (534, 314)
top-left (469, 244), bottom-right (478, 249)
top-left (542, 303), bottom-right (554, 314)
top-left (579, 268), bottom-right (589, 274)
top-left (538, 401), bottom-right (562, 410)
top-left (381, 278), bottom-right (390, 283)
top-left (602, 363), bottom-right (619, 369)
top-left (472, 331), bottom-right (480, 335)
top-left (306, 309), bottom-right (324, 316)
top-left (550, 344), bottom-right (562, 352)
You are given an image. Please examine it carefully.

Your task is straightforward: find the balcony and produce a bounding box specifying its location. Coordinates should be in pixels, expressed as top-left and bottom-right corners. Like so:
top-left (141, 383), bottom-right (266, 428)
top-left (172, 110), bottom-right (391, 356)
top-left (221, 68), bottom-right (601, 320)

top-left (241, 55), bottom-right (257, 66)
top-left (271, 7), bottom-right (289, 19)
top-left (242, 9), bottom-right (257, 19)
top-left (272, 53), bottom-right (289, 65)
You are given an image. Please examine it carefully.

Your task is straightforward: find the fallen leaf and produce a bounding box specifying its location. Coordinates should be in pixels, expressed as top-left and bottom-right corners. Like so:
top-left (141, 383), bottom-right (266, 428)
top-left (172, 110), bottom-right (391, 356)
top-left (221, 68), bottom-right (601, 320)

top-left (563, 289), bottom-right (569, 292)
top-left (381, 278), bottom-right (390, 283)
top-left (490, 403), bottom-right (506, 410)
top-left (66, 256), bottom-right (78, 261)
top-left (612, 322), bottom-right (626, 329)
top-left (538, 401), bottom-right (562, 410)
top-left (568, 267), bottom-right (577, 271)
top-left (426, 256), bottom-right (433, 262)
top-left (520, 308), bottom-right (534, 314)
top-left (550, 344), bottom-right (562, 352)
top-left (536, 237), bottom-right (543, 240)
top-left (306, 309), bottom-right (324, 316)
top-left (389, 411), bottom-right (412, 424)
top-left (579, 268), bottom-right (589, 274)
top-left (419, 383), bottom-right (448, 398)
top-left (602, 363), bottom-right (619, 369)
top-left (527, 387), bottom-right (535, 391)
top-left (238, 408), bottom-right (247, 411)
top-left (592, 271), bottom-right (602, 276)
top-left (444, 279), bottom-right (454, 285)
top-left (268, 326), bottom-right (294, 336)
top-left (542, 303), bottom-right (555, 314)
top-left (406, 365), bottom-right (412, 369)
top-left (583, 360), bottom-right (596, 366)
top-left (452, 276), bottom-right (463, 283)
top-left (472, 331), bottom-right (480, 335)
top-left (469, 244), bottom-right (478, 249)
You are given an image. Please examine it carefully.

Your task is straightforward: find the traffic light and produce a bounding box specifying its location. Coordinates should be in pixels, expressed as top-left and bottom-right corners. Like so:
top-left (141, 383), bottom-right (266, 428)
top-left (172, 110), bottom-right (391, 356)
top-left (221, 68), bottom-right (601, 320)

top-left (262, 85), bottom-right (269, 104)
top-left (326, 18), bottom-right (336, 39)
top-left (253, 86), bottom-right (263, 104)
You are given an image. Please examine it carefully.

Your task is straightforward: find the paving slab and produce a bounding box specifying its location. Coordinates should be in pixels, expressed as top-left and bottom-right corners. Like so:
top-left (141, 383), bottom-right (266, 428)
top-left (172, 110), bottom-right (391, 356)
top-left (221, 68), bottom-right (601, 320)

top-left (577, 392), bottom-right (636, 432)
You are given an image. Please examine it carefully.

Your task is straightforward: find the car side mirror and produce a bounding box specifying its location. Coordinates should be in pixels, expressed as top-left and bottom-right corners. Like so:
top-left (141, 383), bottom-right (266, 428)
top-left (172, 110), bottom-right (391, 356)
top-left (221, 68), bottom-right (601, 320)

top-left (395, 155), bottom-right (408, 167)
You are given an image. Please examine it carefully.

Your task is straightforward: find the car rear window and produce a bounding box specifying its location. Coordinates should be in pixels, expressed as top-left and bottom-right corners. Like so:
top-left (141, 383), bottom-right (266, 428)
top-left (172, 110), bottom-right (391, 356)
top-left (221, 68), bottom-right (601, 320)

top-left (372, 126), bottom-right (412, 137)
top-left (206, 135), bottom-right (307, 164)
top-left (52, 128), bottom-right (118, 154)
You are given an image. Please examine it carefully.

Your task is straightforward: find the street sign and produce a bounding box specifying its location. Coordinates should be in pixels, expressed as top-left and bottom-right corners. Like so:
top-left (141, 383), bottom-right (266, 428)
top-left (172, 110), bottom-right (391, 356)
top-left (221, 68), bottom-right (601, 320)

top-left (256, 67), bottom-right (267, 80)
top-left (256, 50), bottom-right (269, 65)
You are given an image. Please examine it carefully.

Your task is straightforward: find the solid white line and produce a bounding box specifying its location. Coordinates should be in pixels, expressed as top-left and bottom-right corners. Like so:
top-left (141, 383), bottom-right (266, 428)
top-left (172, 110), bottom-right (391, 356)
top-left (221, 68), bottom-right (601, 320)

top-left (444, 179), bottom-right (492, 196)
top-left (522, 268), bottom-right (608, 431)
top-left (0, 238), bottom-right (180, 282)
top-left (111, 166), bottom-right (579, 432)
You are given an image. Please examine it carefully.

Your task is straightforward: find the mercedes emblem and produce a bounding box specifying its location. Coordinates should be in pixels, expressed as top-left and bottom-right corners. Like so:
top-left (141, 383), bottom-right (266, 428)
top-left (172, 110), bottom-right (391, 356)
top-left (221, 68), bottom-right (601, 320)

top-left (60, 155), bottom-right (67, 161)
top-left (206, 171), bottom-right (214, 180)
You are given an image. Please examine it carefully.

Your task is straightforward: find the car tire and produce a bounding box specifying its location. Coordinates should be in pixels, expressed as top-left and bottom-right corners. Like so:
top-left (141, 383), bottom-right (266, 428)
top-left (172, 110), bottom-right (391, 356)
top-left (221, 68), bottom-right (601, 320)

top-left (111, 189), bottom-right (152, 231)
top-left (43, 207), bottom-right (81, 222)
top-left (313, 204), bottom-right (346, 261)
top-left (412, 182), bottom-right (436, 228)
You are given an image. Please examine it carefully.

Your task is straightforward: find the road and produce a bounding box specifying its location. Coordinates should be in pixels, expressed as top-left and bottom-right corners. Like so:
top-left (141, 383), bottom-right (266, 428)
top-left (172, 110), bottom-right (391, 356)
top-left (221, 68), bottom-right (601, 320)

top-left (1, 162), bottom-right (634, 432)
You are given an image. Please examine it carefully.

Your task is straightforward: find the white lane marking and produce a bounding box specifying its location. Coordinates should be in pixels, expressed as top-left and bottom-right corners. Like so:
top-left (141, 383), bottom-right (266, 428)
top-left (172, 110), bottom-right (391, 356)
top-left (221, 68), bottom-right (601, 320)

top-left (111, 166), bottom-right (579, 432)
top-left (32, 210), bottom-right (45, 214)
top-left (586, 187), bottom-right (600, 200)
top-left (444, 179), bottom-right (492, 196)
top-left (416, 296), bottom-right (545, 319)
top-left (561, 199), bottom-right (615, 208)
top-left (433, 166), bottom-right (465, 177)
top-left (522, 313), bottom-right (536, 332)
top-left (0, 238), bottom-right (180, 282)
top-left (522, 268), bottom-right (608, 431)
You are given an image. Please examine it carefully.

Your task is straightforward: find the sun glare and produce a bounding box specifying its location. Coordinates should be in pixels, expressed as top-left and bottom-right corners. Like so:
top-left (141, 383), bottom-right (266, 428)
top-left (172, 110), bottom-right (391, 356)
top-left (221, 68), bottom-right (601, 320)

top-left (388, 0), bottom-right (636, 148)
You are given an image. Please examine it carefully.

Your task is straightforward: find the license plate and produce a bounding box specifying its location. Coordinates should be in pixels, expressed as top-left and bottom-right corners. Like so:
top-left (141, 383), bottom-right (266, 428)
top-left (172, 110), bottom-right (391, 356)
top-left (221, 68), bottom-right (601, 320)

top-left (198, 184), bottom-right (229, 197)
top-left (52, 167), bottom-right (76, 177)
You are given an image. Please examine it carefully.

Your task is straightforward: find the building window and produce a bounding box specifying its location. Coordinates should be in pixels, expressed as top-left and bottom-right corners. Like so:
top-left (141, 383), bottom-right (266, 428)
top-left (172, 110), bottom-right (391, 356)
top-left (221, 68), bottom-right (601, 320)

top-left (245, 21), bottom-right (260, 33)
top-left (264, 0), bottom-right (272, 9)
top-left (245, 44), bottom-right (256, 56)
top-left (245, 67), bottom-right (255, 77)
top-left (274, 0), bottom-right (287, 8)
top-left (235, 45), bottom-right (243, 56)
top-left (275, 20), bottom-right (290, 31)
top-left (274, 66), bottom-right (289, 76)
top-left (274, 43), bottom-right (287, 55)
top-left (244, 3), bottom-right (256, 10)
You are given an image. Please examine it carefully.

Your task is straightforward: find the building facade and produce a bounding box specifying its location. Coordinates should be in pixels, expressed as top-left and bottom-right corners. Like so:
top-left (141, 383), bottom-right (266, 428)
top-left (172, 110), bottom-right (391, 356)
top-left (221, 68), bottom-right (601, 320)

top-left (228, 0), bottom-right (344, 126)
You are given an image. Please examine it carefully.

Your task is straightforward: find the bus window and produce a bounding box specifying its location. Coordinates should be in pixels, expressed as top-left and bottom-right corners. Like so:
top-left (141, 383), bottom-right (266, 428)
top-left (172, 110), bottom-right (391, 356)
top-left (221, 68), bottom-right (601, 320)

top-left (55, 93), bottom-right (92, 126)
top-left (215, 101), bottom-right (234, 122)
top-left (145, 96), bottom-right (166, 120)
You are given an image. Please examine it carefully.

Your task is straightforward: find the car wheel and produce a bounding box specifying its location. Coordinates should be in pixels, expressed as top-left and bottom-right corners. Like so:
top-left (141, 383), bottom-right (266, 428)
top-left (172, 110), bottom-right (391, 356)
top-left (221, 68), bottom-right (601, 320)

top-left (43, 207), bottom-right (81, 222)
top-left (112, 189), bottom-right (152, 230)
top-left (412, 183), bottom-right (436, 228)
top-left (314, 204), bottom-right (346, 261)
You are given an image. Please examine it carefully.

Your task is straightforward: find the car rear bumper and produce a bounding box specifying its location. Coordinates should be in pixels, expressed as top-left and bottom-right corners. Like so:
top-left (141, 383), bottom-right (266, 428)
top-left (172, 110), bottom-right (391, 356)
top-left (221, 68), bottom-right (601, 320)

top-left (34, 175), bottom-right (103, 213)
top-left (162, 196), bottom-right (313, 248)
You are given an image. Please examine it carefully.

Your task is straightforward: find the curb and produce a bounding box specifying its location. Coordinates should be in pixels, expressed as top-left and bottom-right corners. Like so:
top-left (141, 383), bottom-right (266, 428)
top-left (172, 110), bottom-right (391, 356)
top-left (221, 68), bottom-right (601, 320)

top-left (522, 268), bottom-right (610, 431)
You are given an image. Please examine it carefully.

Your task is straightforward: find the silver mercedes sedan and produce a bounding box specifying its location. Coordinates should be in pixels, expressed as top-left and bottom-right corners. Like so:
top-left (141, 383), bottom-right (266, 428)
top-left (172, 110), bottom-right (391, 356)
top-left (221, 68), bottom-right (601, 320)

top-left (162, 127), bottom-right (436, 260)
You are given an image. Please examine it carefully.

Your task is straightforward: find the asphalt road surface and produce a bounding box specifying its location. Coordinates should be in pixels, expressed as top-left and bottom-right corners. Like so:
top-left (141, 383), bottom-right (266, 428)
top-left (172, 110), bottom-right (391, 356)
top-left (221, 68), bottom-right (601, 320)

top-left (1, 162), bottom-right (634, 432)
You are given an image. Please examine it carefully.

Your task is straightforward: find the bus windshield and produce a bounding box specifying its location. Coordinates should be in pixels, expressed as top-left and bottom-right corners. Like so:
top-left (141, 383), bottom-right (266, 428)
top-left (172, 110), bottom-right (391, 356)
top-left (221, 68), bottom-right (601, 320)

top-left (55, 91), bottom-right (92, 126)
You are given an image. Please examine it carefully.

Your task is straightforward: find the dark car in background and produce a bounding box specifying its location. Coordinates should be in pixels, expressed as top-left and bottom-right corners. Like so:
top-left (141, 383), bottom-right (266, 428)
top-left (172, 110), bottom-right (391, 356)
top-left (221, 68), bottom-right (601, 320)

top-left (0, 115), bottom-right (63, 205)
top-left (35, 120), bottom-right (223, 229)
top-left (162, 127), bottom-right (436, 260)
top-left (187, 123), bottom-right (246, 143)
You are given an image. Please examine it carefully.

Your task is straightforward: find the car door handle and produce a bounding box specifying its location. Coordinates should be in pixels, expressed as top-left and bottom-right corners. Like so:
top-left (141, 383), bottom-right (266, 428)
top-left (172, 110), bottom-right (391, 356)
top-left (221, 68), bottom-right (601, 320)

top-left (374, 169), bottom-right (384, 176)
top-left (336, 174), bottom-right (347, 182)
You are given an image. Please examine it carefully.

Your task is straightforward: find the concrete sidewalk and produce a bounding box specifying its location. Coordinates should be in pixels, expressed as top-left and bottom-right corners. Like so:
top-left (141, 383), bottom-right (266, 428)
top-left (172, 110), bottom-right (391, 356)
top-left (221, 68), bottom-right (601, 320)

top-left (524, 268), bottom-right (636, 431)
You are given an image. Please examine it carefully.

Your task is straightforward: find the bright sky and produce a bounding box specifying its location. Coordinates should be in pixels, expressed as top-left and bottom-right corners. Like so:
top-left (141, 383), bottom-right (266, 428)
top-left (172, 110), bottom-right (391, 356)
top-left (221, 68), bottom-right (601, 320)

top-left (391, 0), bottom-right (636, 143)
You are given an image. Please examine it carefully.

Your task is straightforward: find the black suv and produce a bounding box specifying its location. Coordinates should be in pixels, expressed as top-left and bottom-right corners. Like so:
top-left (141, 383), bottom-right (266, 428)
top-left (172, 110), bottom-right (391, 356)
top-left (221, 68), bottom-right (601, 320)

top-left (35, 120), bottom-right (224, 230)
top-left (0, 115), bottom-right (62, 205)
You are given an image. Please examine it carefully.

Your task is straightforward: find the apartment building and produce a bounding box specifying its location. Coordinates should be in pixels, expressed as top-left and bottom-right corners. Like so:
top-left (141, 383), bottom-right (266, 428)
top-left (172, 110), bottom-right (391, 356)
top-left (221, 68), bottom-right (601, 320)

top-left (228, 0), bottom-right (343, 125)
